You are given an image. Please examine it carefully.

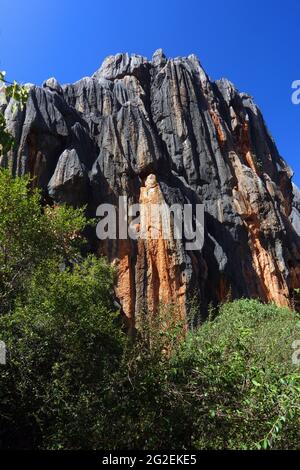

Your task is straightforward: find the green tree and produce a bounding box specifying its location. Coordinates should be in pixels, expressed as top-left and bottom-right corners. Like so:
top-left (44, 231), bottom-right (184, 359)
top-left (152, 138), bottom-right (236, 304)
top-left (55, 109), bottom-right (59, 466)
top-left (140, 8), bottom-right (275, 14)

top-left (69, 300), bottom-right (300, 450)
top-left (0, 71), bottom-right (28, 155)
top-left (171, 299), bottom-right (300, 450)
top-left (0, 256), bottom-right (124, 449)
top-left (0, 170), bottom-right (88, 314)
top-left (0, 170), bottom-right (123, 449)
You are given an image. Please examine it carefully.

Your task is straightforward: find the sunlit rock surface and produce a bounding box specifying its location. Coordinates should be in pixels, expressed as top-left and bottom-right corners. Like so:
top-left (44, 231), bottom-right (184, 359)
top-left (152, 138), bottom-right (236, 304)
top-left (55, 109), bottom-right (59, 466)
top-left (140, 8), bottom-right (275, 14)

top-left (2, 50), bottom-right (300, 324)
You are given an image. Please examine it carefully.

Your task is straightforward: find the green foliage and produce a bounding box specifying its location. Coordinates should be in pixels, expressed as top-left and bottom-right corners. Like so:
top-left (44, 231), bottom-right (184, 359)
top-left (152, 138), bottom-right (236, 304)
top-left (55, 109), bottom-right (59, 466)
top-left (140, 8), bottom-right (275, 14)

top-left (0, 113), bottom-right (15, 155)
top-left (0, 169), bottom-right (89, 313)
top-left (100, 305), bottom-right (188, 450)
top-left (0, 72), bottom-right (29, 156)
top-left (0, 256), bottom-right (124, 449)
top-left (94, 299), bottom-right (300, 450)
top-left (1, 256), bottom-right (300, 448)
top-left (171, 300), bottom-right (300, 450)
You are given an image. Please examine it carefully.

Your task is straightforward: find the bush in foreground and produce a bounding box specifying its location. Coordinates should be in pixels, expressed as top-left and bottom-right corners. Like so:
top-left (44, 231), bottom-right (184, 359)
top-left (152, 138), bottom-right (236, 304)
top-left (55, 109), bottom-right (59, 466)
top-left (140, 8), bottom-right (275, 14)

top-left (0, 169), bottom-right (88, 314)
top-left (1, 296), bottom-right (300, 449)
top-left (94, 299), bottom-right (300, 450)
top-left (171, 299), bottom-right (300, 449)
top-left (0, 256), bottom-right (124, 448)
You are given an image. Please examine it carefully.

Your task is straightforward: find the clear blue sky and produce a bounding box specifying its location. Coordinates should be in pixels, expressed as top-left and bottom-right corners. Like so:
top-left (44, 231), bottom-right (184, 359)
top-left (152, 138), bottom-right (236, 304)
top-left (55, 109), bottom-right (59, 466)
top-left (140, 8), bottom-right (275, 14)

top-left (1, 0), bottom-right (299, 184)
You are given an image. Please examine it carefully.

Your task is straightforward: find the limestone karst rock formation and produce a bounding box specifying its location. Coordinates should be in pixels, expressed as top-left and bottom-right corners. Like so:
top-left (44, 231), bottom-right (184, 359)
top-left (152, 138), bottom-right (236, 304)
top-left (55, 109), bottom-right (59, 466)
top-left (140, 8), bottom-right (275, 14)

top-left (1, 49), bottom-right (300, 325)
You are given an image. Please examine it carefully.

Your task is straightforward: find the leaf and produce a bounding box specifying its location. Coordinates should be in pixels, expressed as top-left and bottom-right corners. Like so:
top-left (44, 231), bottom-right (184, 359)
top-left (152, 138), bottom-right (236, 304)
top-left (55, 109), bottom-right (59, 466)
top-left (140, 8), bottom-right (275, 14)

top-left (251, 379), bottom-right (262, 387)
top-left (263, 439), bottom-right (269, 450)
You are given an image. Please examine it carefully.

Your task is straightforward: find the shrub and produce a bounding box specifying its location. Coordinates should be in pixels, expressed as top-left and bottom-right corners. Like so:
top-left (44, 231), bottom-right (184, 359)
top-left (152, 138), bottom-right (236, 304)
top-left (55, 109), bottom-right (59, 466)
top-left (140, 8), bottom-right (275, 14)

top-left (1, 292), bottom-right (300, 449)
top-left (75, 300), bottom-right (300, 450)
top-left (0, 256), bottom-right (125, 449)
top-left (171, 299), bottom-right (300, 449)
top-left (0, 169), bottom-right (88, 314)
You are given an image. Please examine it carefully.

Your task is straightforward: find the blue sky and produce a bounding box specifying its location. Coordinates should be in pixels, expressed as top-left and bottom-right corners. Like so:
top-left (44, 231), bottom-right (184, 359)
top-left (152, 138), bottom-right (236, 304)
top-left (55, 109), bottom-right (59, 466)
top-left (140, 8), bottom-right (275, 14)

top-left (1, 0), bottom-right (299, 184)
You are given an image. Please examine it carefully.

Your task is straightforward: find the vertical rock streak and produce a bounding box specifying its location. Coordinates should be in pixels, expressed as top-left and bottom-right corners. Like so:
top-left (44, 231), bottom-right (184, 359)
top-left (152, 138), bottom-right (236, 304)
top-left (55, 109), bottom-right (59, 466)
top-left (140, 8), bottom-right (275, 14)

top-left (1, 51), bottom-right (300, 324)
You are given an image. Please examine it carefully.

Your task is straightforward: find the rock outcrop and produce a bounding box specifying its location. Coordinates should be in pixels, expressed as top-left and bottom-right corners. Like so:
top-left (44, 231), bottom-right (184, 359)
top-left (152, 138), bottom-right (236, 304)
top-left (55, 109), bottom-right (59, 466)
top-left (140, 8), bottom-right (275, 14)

top-left (1, 50), bottom-right (300, 325)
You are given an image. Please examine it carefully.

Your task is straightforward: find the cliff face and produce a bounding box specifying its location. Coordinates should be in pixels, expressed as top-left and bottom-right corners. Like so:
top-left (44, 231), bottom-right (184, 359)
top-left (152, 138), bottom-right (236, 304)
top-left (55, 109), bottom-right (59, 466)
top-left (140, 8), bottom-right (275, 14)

top-left (1, 50), bottom-right (300, 324)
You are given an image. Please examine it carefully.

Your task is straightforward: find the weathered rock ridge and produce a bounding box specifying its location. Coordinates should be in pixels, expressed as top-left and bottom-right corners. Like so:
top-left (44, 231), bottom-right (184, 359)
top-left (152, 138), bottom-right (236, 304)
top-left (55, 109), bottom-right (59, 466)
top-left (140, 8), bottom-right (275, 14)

top-left (1, 50), bottom-right (300, 324)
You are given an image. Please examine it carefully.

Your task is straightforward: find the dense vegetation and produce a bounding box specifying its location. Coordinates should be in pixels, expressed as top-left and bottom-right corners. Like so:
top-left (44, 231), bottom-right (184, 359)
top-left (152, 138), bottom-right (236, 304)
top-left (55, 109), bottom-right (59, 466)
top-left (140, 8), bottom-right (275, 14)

top-left (0, 170), bottom-right (299, 450)
top-left (0, 71), bottom-right (28, 156)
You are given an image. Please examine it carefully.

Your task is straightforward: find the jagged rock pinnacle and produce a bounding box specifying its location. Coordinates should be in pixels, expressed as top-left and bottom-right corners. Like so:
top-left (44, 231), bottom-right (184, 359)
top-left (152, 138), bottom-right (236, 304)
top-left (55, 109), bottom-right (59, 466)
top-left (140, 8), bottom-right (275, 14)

top-left (2, 51), bottom-right (300, 324)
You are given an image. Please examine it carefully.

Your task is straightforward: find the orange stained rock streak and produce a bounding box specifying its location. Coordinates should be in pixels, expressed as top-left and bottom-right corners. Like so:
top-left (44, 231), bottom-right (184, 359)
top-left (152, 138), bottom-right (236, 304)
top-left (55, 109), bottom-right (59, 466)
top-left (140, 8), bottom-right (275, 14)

top-left (210, 109), bottom-right (227, 148)
top-left (138, 174), bottom-right (187, 321)
top-left (115, 239), bottom-right (135, 321)
top-left (232, 170), bottom-right (291, 308)
top-left (247, 221), bottom-right (290, 307)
